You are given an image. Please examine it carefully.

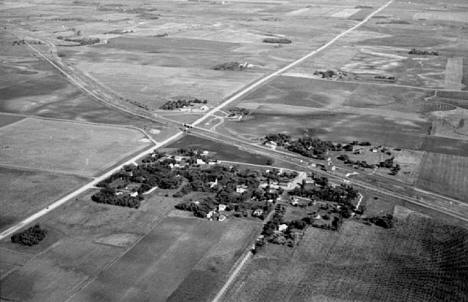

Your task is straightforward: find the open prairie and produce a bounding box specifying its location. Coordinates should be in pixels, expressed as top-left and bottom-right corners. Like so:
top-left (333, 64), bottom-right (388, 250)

top-left (224, 207), bottom-right (468, 302)
top-left (0, 118), bottom-right (151, 177)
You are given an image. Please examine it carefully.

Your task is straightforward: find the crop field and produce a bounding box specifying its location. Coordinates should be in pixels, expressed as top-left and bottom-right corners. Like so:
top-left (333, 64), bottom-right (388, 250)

top-left (0, 118), bottom-right (151, 177)
top-left (282, 0), bottom-right (468, 89)
top-left (78, 61), bottom-right (262, 109)
top-left (219, 76), bottom-right (433, 150)
top-left (71, 217), bottom-right (260, 302)
top-left (0, 169), bottom-right (260, 302)
top-left (444, 57), bottom-right (464, 90)
top-left (166, 134), bottom-right (273, 165)
top-left (0, 167), bottom-right (87, 232)
top-left (0, 185), bottom-right (190, 300)
top-left (417, 152), bottom-right (468, 201)
top-left (0, 113), bottom-right (23, 128)
top-left (0, 33), bottom-right (168, 136)
top-left (4, 0), bottom-right (381, 126)
top-left (224, 207), bottom-right (468, 302)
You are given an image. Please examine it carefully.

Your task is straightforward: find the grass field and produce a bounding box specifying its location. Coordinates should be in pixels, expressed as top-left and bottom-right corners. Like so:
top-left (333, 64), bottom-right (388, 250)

top-left (0, 167), bottom-right (87, 232)
top-left (0, 118), bottom-right (151, 177)
top-left (0, 114), bottom-right (23, 128)
top-left (417, 152), bottom-right (468, 201)
top-left (224, 208), bottom-right (468, 302)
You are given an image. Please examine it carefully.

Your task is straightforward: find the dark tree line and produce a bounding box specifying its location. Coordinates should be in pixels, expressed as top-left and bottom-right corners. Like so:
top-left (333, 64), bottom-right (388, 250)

top-left (160, 98), bottom-right (207, 110)
top-left (11, 224), bottom-right (47, 246)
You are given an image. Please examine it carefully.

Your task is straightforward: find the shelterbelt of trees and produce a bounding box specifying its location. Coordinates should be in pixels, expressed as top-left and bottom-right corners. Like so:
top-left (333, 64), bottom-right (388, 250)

top-left (159, 97), bottom-right (207, 110)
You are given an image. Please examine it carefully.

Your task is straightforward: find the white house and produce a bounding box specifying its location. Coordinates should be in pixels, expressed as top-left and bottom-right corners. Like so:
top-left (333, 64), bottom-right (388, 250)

top-left (236, 184), bottom-right (248, 193)
top-left (209, 178), bottom-right (218, 188)
top-left (265, 141), bottom-right (277, 150)
top-left (278, 224), bottom-right (288, 232)
top-left (253, 208), bottom-right (263, 217)
top-left (130, 192), bottom-right (138, 197)
top-left (196, 158), bottom-right (206, 165)
top-left (207, 210), bottom-right (215, 219)
top-left (218, 204), bottom-right (227, 211)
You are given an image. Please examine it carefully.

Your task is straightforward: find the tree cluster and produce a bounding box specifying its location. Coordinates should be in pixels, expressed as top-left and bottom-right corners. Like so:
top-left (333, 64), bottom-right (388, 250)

top-left (91, 189), bottom-right (142, 208)
top-left (375, 75), bottom-right (396, 81)
top-left (213, 62), bottom-right (247, 71)
top-left (337, 154), bottom-right (375, 169)
top-left (262, 168), bottom-right (298, 182)
top-left (227, 107), bottom-right (250, 117)
top-left (363, 214), bottom-right (394, 228)
top-left (11, 224), bottom-right (47, 246)
top-left (159, 97), bottom-right (207, 110)
top-left (92, 151), bottom-right (182, 208)
top-left (378, 157), bottom-right (400, 175)
top-left (262, 37), bottom-right (292, 44)
top-left (408, 48), bottom-right (439, 56)
top-left (289, 178), bottom-right (358, 209)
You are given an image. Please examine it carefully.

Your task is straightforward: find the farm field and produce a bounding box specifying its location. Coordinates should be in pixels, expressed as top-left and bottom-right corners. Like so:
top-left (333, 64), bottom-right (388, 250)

top-left (417, 152), bottom-right (468, 201)
top-left (70, 216), bottom-right (260, 302)
top-left (0, 118), bottom-right (152, 177)
top-left (219, 75), bottom-right (433, 150)
top-left (0, 31), bottom-right (169, 138)
top-left (0, 187), bottom-right (179, 300)
top-left (1, 0), bottom-right (468, 301)
top-left (224, 206), bottom-right (468, 302)
top-left (0, 185), bottom-right (260, 302)
top-left (285, 0), bottom-right (468, 89)
top-left (166, 134), bottom-right (273, 165)
top-left (0, 167), bottom-right (88, 232)
top-left (1, 0), bottom-right (386, 126)
top-left (0, 113), bottom-right (23, 128)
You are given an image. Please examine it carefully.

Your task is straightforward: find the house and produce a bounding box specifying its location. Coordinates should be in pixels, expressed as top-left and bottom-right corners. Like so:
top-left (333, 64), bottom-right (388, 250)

top-left (196, 158), bottom-right (206, 165)
top-left (269, 183), bottom-right (280, 190)
top-left (331, 165), bottom-right (336, 171)
top-left (218, 204), bottom-right (227, 211)
top-left (252, 208), bottom-right (263, 217)
top-left (265, 141), bottom-right (277, 150)
top-left (278, 224), bottom-right (288, 232)
top-left (174, 155), bottom-right (183, 162)
top-left (236, 184), bottom-right (248, 193)
top-left (207, 210), bottom-right (215, 219)
top-left (130, 192), bottom-right (138, 197)
top-left (208, 160), bottom-right (217, 165)
top-left (291, 199), bottom-right (299, 206)
top-left (200, 105), bottom-right (209, 111)
top-left (115, 191), bottom-right (124, 196)
top-left (202, 150), bottom-right (209, 156)
top-left (209, 178), bottom-right (218, 188)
